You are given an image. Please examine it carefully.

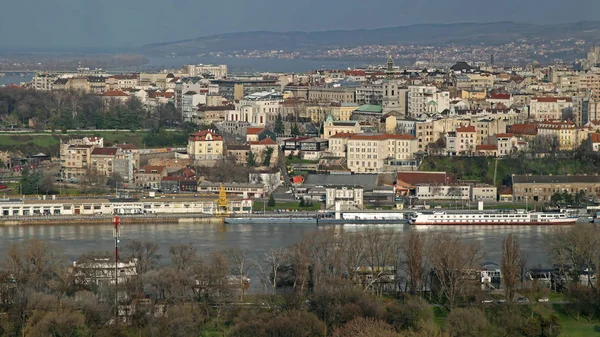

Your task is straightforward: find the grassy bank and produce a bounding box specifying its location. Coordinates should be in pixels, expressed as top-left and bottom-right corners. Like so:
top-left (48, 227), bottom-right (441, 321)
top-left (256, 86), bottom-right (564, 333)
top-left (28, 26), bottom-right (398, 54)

top-left (421, 156), bottom-right (600, 186)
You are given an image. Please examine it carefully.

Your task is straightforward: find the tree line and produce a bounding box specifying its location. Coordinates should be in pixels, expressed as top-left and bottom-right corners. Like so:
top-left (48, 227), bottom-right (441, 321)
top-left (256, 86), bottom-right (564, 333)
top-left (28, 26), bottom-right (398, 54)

top-left (0, 226), bottom-right (597, 336)
top-left (0, 87), bottom-right (182, 131)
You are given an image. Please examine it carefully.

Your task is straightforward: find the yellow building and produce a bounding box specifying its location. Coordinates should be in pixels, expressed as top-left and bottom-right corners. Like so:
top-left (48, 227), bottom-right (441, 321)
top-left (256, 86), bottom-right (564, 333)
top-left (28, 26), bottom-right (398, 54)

top-left (330, 103), bottom-right (359, 121)
top-left (460, 89), bottom-right (487, 100)
top-left (187, 130), bottom-right (224, 160)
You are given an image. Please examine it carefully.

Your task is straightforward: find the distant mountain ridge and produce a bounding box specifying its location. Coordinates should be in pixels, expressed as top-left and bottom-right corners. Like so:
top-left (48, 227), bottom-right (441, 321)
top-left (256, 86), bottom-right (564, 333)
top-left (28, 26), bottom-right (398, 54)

top-left (141, 21), bottom-right (600, 56)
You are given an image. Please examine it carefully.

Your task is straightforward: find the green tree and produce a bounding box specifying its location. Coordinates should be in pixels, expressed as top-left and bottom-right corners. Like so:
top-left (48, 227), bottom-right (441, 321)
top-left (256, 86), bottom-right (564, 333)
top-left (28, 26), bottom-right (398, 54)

top-left (274, 113), bottom-right (285, 134)
top-left (20, 167), bottom-right (42, 195)
top-left (247, 151), bottom-right (257, 167)
top-left (291, 123), bottom-right (301, 136)
top-left (268, 194), bottom-right (276, 207)
top-left (263, 147), bottom-right (274, 167)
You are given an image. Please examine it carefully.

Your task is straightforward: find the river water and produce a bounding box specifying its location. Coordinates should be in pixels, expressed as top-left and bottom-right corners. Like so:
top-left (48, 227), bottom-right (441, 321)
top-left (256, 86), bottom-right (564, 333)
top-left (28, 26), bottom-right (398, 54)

top-left (0, 222), bottom-right (562, 269)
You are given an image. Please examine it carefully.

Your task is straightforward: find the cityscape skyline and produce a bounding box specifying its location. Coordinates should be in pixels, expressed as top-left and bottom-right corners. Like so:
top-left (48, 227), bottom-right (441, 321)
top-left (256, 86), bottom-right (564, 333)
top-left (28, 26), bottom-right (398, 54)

top-left (1, 0), bottom-right (600, 50)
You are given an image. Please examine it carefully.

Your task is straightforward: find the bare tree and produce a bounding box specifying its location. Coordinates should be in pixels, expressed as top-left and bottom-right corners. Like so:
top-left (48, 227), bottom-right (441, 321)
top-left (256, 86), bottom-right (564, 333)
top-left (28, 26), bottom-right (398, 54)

top-left (169, 244), bottom-right (197, 272)
top-left (124, 240), bottom-right (161, 274)
top-left (226, 248), bottom-right (251, 301)
top-left (428, 232), bottom-right (484, 307)
top-left (545, 226), bottom-right (600, 287)
top-left (255, 248), bottom-right (289, 295)
top-left (403, 232), bottom-right (427, 295)
top-left (361, 228), bottom-right (399, 296)
top-left (501, 234), bottom-right (522, 302)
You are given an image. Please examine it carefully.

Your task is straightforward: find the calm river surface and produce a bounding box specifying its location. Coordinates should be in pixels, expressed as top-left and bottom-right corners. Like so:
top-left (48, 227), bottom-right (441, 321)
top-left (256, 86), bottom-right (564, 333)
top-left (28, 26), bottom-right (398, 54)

top-left (0, 222), bottom-right (566, 269)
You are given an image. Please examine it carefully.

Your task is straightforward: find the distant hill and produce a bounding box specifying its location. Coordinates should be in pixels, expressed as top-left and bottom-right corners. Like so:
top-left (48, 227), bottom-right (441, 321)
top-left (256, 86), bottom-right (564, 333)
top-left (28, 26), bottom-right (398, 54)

top-left (141, 21), bottom-right (600, 56)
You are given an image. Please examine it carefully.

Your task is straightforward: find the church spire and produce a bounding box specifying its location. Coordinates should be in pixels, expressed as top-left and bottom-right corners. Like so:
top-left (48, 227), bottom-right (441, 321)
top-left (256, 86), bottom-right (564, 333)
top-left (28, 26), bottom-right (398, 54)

top-left (386, 55), bottom-right (394, 80)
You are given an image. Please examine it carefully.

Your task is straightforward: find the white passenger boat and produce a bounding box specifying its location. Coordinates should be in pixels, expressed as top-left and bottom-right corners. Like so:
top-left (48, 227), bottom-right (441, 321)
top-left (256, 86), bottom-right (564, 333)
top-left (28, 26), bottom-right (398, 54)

top-left (409, 210), bottom-right (577, 226)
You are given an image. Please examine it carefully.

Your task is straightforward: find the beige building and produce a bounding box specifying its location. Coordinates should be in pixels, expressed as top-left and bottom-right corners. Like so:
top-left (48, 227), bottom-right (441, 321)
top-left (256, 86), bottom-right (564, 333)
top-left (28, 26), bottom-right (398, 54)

top-left (537, 120), bottom-right (578, 150)
top-left (331, 103), bottom-right (359, 121)
top-left (134, 166), bottom-right (168, 189)
top-left (529, 97), bottom-right (573, 122)
top-left (62, 145), bottom-right (95, 179)
top-left (489, 133), bottom-right (519, 157)
top-left (512, 174), bottom-right (600, 202)
top-left (307, 87), bottom-right (355, 103)
top-left (90, 147), bottom-right (119, 177)
top-left (323, 115), bottom-right (361, 139)
top-left (187, 130), bottom-right (224, 160)
top-left (456, 125), bottom-right (476, 155)
top-left (346, 134), bottom-right (418, 173)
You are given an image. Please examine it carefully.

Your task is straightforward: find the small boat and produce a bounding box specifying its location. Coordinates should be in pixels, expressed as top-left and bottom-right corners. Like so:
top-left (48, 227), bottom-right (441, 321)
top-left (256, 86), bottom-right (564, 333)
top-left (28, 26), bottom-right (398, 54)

top-left (409, 210), bottom-right (577, 226)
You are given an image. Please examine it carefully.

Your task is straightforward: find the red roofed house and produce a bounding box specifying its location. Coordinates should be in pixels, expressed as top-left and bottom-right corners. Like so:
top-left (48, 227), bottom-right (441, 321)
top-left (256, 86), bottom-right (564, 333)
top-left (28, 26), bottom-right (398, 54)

top-left (395, 171), bottom-right (450, 198)
top-left (589, 133), bottom-right (600, 152)
top-left (475, 144), bottom-right (498, 157)
top-left (456, 125), bottom-right (476, 155)
top-left (490, 133), bottom-right (519, 157)
top-left (486, 92), bottom-right (512, 107)
top-left (246, 127), bottom-right (266, 142)
top-left (529, 97), bottom-right (573, 121)
top-left (249, 138), bottom-right (279, 166)
top-left (499, 186), bottom-right (514, 203)
top-left (508, 123), bottom-right (538, 140)
top-left (187, 130), bottom-right (224, 161)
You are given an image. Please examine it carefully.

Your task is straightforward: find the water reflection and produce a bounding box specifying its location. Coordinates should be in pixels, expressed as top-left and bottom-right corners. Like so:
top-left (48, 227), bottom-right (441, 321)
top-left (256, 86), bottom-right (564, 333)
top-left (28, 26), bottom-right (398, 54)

top-left (0, 222), bottom-right (566, 269)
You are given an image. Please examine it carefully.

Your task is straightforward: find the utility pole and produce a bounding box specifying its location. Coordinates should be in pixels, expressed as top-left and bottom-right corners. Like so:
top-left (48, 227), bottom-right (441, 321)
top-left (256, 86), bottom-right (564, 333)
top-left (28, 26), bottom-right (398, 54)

top-left (113, 215), bottom-right (120, 325)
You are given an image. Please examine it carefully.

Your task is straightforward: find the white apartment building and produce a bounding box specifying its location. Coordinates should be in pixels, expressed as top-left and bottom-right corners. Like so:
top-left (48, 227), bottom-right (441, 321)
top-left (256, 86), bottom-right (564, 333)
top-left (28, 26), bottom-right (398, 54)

top-left (230, 91), bottom-right (283, 126)
top-left (183, 64), bottom-right (228, 79)
top-left (325, 185), bottom-right (364, 210)
top-left (529, 97), bottom-right (573, 122)
top-left (407, 86), bottom-right (450, 116)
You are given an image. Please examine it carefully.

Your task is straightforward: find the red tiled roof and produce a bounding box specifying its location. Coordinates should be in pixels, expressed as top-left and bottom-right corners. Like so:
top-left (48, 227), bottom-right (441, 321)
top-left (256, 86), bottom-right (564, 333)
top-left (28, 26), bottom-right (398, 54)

top-left (103, 90), bottom-right (129, 97)
top-left (590, 133), bottom-right (600, 143)
top-left (456, 125), bottom-right (476, 133)
top-left (476, 144), bottom-right (497, 151)
top-left (531, 97), bottom-right (572, 103)
top-left (499, 186), bottom-right (512, 195)
top-left (397, 172), bottom-right (449, 187)
top-left (494, 133), bottom-right (515, 138)
top-left (91, 147), bottom-right (118, 156)
top-left (488, 93), bottom-right (510, 100)
top-left (188, 130), bottom-right (223, 141)
top-left (246, 127), bottom-right (265, 135)
top-left (509, 123), bottom-right (538, 135)
top-left (150, 92), bottom-right (174, 99)
top-left (250, 138), bottom-right (277, 145)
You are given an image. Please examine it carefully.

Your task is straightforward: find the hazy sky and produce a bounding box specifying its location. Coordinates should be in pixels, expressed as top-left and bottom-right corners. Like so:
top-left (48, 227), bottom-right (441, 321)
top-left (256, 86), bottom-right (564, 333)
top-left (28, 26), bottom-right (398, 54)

top-left (1, 0), bottom-right (599, 50)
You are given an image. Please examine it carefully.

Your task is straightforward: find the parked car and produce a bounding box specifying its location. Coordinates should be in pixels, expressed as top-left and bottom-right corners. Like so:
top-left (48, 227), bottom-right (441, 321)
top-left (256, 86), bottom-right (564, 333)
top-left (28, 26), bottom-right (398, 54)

top-left (0, 184), bottom-right (7, 190)
top-left (537, 297), bottom-right (549, 302)
top-left (516, 297), bottom-right (530, 304)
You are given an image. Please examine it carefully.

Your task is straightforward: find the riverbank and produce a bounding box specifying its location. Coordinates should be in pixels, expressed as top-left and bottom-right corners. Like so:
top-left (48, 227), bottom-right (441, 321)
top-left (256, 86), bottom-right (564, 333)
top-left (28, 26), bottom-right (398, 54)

top-left (0, 214), bottom-right (223, 225)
